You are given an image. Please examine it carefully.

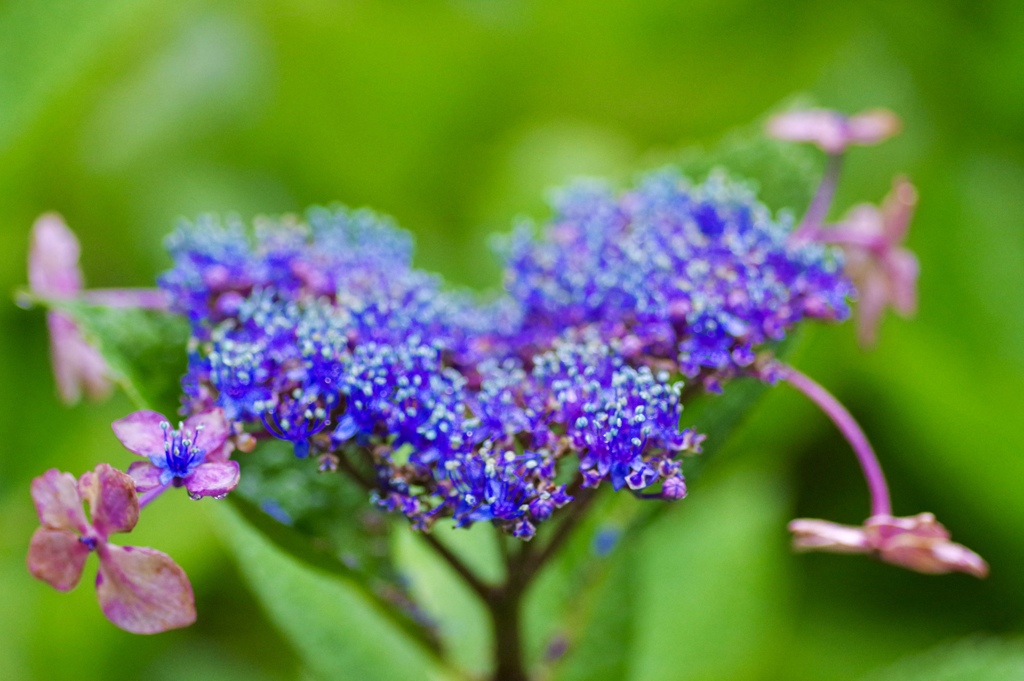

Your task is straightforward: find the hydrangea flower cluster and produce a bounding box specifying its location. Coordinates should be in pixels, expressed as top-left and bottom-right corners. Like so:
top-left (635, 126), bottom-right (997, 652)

top-left (24, 109), bottom-right (987, 638)
top-left (501, 171), bottom-right (853, 386)
top-left (165, 211), bottom-right (703, 539)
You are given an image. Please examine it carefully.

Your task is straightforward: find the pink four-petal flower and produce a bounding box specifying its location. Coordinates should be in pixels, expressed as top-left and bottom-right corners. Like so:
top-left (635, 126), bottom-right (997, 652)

top-left (112, 408), bottom-right (240, 499)
top-left (26, 464), bottom-right (196, 633)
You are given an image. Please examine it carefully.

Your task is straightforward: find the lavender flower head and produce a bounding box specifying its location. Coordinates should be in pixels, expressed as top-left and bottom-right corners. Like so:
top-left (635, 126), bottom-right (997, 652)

top-left (156, 167), bottom-right (851, 541)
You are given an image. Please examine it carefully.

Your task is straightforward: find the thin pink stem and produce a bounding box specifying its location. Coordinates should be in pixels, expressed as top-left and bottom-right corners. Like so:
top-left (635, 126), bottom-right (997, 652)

top-left (778, 364), bottom-right (892, 517)
top-left (139, 484), bottom-right (170, 509)
top-left (82, 288), bottom-right (169, 310)
top-left (794, 153), bottom-right (844, 241)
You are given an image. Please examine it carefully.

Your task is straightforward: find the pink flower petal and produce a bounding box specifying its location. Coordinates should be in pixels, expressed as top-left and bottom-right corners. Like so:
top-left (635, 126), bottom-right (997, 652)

top-left (789, 518), bottom-right (870, 553)
top-left (126, 461), bottom-right (165, 494)
top-left (96, 545), bottom-right (196, 634)
top-left (791, 513), bottom-right (989, 578)
top-left (885, 249), bottom-right (919, 316)
top-left (183, 408), bottom-right (231, 461)
top-left (112, 410), bottom-right (170, 458)
top-left (48, 313), bottom-right (113, 405)
top-left (877, 532), bottom-right (989, 577)
top-left (184, 461), bottom-right (240, 498)
top-left (846, 109), bottom-right (902, 148)
top-left (838, 204), bottom-right (885, 243)
top-left (865, 514), bottom-right (988, 578)
top-left (826, 178), bottom-right (920, 348)
top-left (27, 527), bottom-right (91, 591)
top-left (767, 108), bottom-right (901, 155)
top-left (766, 110), bottom-right (848, 154)
top-left (854, 271), bottom-right (889, 348)
top-left (28, 213), bottom-right (83, 298)
top-left (881, 176), bottom-right (917, 243)
top-left (31, 469), bottom-right (88, 533)
top-left (78, 464), bottom-right (139, 538)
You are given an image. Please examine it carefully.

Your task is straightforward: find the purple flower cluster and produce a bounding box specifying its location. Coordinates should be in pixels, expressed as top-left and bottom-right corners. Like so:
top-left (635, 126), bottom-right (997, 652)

top-left (157, 171), bottom-right (846, 538)
top-left (502, 171), bottom-right (853, 387)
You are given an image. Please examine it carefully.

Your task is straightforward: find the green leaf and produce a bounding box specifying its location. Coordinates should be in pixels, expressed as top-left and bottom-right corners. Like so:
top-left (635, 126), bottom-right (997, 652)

top-left (547, 536), bottom-right (637, 681)
top-left (393, 523), bottom-right (499, 676)
top-left (230, 439), bottom-right (441, 653)
top-left (676, 123), bottom-right (823, 215)
top-left (860, 637), bottom-right (1024, 681)
top-left (213, 502), bottom-right (458, 681)
top-left (625, 456), bottom-right (793, 681)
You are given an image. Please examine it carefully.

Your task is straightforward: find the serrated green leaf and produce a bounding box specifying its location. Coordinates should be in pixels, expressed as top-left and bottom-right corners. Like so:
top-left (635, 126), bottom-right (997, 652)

top-left (233, 440), bottom-right (394, 578)
top-left (213, 502), bottom-right (458, 681)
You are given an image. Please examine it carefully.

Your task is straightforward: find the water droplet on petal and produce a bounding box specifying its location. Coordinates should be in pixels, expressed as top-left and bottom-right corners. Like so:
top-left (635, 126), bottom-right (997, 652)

top-left (188, 491), bottom-right (203, 501)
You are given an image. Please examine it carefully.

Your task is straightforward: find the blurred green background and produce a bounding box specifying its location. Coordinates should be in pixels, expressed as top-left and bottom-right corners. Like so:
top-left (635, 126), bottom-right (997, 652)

top-left (1, 0), bottom-right (1022, 679)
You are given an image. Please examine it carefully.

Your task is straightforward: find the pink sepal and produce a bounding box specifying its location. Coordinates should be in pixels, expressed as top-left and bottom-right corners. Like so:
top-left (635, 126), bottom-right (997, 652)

top-left (789, 518), bottom-right (870, 553)
top-left (27, 527), bottom-right (91, 591)
top-left (29, 213), bottom-right (115, 404)
top-left (184, 461), bottom-right (240, 498)
top-left (832, 177), bottom-right (919, 347)
top-left (96, 545), bottom-right (196, 634)
top-left (865, 513), bottom-right (989, 578)
top-left (126, 461), bottom-right (164, 493)
top-left (845, 110), bottom-right (902, 147)
top-left (78, 464), bottom-right (139, 537)
top-left (112, 411), bottom-right (169, 457)
top-left (31, 469), bottom-right (89, 533)
top-left (184, 408), bottom-right (231, 461)
top-left (29, 213), bottom-right (82, 297)
top-left (788, 513), bottom-right (988, 578)
top-left (766, 108), bottom-right (900, 154)
top-left (47, 313), bottom-right (113, 405)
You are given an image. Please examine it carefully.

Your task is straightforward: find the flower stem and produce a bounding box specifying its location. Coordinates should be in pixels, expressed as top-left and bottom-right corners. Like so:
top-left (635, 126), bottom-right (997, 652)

top-left (795, 153), bottom-right (844, 241)
top-left (82, 288), bottom-right (169, 309)
top-left (486, 585), bottom-right (528, 681)
top-left (779, 365), bottom-right (892, 517)
top-left (138, 484), bottom-right (169, 509)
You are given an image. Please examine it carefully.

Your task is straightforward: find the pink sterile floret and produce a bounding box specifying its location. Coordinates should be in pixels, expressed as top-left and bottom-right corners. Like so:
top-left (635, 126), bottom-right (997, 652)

top-left (789, 512), bottom-right (988, 578)
top-left (26, 464), bottom-right (196, 633)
